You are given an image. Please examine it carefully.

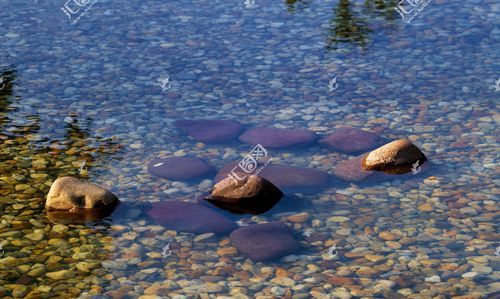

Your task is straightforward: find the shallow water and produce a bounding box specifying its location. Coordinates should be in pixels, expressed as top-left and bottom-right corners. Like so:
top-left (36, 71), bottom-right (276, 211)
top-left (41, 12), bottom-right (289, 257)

top-left (1, 0), bottom-right (499, 298)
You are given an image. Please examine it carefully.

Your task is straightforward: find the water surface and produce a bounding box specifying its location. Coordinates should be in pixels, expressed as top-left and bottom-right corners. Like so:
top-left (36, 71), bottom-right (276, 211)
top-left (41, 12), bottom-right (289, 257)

top-left (0, 0), bottom-right (499, 298)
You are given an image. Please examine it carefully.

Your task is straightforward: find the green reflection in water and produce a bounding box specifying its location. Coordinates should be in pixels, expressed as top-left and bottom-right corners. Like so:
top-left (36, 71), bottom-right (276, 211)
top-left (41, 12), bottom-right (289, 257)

top-left (285, 0), bottom-right (399, 50)
top-left (0, 65), bottom-right (122, 297)
top-left (285, 0), bottom-right (311, 13)
top-left (327, 0), bottom-right (372, 50)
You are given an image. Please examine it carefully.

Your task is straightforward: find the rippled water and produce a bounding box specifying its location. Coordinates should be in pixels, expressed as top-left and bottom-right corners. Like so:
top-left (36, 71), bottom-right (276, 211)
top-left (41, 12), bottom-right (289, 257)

top-left (1, 0), bottom-right (499, 298)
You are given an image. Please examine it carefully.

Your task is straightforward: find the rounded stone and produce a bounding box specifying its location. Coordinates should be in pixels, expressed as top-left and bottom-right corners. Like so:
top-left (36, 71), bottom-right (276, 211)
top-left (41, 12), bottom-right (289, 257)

top-left (229, 221), bottom-right (299, 261)
top-left (46, 176), bottom-right (119, 211)
top-left (147, 201), bottom-right (237, 234)
top-left (319, 127), bottom-right (386, 154)
top-left (362, 139), bottom-right (427, 174)
top-left (147, 157), bottom-right (215, 181)
top-left (239, 127), bottom-right (318, 148)
top-left (215, 162), bottom-right (331, 193)
top-left (206, 175), bottom-right (283, 215)
top-left (175, 119), bottom-right (243, 143)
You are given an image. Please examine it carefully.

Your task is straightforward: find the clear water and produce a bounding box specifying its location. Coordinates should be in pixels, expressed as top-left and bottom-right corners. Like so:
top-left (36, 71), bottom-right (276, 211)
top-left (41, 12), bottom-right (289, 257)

top-left (0, 0), bottom-right (499, 298)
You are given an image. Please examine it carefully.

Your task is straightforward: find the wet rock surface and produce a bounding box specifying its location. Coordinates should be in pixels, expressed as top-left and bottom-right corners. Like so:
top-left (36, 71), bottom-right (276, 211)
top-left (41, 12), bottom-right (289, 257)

top-left (238, 127), bottom-right (318, 148)
top-left (319, 127), bottom-right (386, 154)
top-left (206, 175), bottom-right (283, 215)
top-left (147, 157), bottom-right (215, 181)
top-left (46, 176), bottom-right (119, 211)
top-left (230, 222), bottom-right (300, 261)
top-left (0, 0), bottom-right (497, 297)
top-left (362, 139), bottom-right (427, 174)
top-left (175, 119), bottom-right (243, 143)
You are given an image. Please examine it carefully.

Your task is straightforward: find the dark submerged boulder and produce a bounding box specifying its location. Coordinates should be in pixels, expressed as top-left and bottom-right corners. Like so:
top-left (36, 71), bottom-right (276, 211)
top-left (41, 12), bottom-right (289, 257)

top-left (238, 127), bottom-right (318, 148)
top-left (147, 157), bottom-right (215, 181)
top-left (319, 127), bottom-right (386, 154)
top-left (230, 221), bottom-right (299, 261)
top-left (175, 119), bottom-right (243, 143)
top-left (147, 201), bottom-right (237, 234)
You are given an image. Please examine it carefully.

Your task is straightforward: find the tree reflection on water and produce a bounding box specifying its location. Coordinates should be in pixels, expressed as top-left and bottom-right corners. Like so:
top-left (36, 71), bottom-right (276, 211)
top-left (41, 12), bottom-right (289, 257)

top-left (285, 0), bottom-right (399, 51)
top-left (0, 65), bottom-right (122, 202)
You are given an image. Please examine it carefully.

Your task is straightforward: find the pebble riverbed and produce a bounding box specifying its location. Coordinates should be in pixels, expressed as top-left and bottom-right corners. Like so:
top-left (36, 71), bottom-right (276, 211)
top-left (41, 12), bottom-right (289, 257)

top-left (0, 0), bottom-right (499, 298)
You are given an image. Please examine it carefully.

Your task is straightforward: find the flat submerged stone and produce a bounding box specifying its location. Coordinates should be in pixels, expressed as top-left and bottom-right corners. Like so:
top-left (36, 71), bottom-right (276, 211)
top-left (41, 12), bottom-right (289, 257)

top-left (175, 119), bottom-right (243, 143)
top-left (147, 157), bottom-right (215, 181)
top-left (147, 201), bottom-right (237, 234)
top-left (230, 221), bottom-right (299, 261)
top-left (320, 127), bottom-right (386, 154)
top-left (238, 127), bottom-right (318, 148)
top-left (215, 162), bottom-right (331, 193)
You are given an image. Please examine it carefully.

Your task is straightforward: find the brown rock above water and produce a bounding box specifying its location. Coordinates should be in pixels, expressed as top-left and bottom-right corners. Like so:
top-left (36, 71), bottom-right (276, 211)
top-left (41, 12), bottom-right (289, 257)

top-left (206, 175), bottom-right (283, 215)
top-left (46, 176), bottom-right (119, 211)
top-left (362, 139), bottom-right (427, 174)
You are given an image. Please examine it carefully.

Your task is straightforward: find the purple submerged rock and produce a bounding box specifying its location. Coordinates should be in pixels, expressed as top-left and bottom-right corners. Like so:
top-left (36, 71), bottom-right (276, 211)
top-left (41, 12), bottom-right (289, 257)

top-left (230, 221), bottom-right (299, 261)
top-left (147, 201), bottom-right (237, 234)
top-left (332, 155), bottom-right (372, 182)
top-left (215, 162), bottom-right (331, 193)
top-left (175, 119), bottom-right (243, 143)
top-left (239, 127), bottom-right (318, 148)
top-left (147, 157), bottom-right (215, 181)
top-left (319, 127), bottom-right (386, 154)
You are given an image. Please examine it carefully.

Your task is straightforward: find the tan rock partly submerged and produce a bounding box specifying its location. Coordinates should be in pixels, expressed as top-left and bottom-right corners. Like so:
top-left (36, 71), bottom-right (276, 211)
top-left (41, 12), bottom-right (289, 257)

top-left (362, 139), bottom-right (426, 174)
top-left (46, 176), bottom-right (119, 211)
